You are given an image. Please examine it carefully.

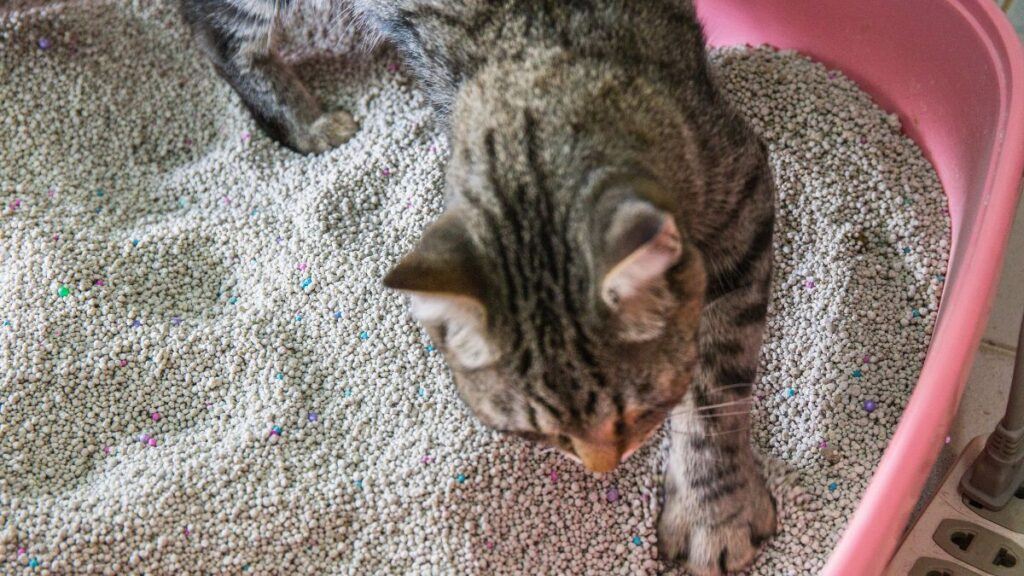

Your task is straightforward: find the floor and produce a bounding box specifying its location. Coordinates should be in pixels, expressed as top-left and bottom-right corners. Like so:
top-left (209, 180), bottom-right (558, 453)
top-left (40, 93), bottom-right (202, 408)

top-left (886, 436), bottom-right (1024, 576)
top-left (1010, 0), bottom-right (1024, 40)
top-left (947, 1), bottom-right (1024, 452)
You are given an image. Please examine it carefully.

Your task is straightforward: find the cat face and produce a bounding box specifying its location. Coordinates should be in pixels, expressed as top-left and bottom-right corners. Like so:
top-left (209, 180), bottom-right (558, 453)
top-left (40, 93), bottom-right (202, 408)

top-left (385, 179), bottom-right (707, 473)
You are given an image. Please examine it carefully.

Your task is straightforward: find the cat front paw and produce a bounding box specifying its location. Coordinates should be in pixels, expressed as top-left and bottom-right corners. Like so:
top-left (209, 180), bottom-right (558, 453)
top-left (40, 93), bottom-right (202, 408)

top-left (297, 109), bottom-right (358, 154)
top-left (657, 477), bottom-right (777, 575)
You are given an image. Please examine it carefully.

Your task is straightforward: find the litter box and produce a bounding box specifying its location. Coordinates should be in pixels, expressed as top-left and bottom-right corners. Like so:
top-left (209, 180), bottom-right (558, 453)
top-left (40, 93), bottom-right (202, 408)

top-left (694, 0), bottom-right (1024, 573)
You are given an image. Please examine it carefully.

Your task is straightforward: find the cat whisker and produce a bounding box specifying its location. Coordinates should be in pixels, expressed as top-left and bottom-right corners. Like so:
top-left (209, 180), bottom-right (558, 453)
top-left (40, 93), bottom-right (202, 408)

top-left (673, 382), bottom-right (759, 395)
top-left (669, 397), bottom-right (753, 416)
top-left (709, 382), bottom-right (760, 392)
top-left (685, 410), bottom-right (755, 420)
top-left (673, 425), bottom-right (752, 439)
top-left (703, 426), bottom-right (752, 438)
top-left (653, 395), bottom-right (753, 415)
top-left (657, 382), bottom-right (759, 402)
top-left (692, 398), bottom-right (753, 412)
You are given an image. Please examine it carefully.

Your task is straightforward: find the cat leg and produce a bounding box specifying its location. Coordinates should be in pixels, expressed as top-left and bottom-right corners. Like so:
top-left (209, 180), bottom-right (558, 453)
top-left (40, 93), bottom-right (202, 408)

top-left (180, 0), bottom-right (357, 154)
top-left (657, 396), bottom-right (777, 575)
top-left (658, 179), bottom-right (777, 575)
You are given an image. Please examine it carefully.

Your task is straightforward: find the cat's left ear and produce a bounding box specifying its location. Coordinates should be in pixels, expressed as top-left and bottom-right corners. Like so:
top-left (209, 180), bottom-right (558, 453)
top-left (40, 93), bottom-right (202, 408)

top-left (383, 210), bottom-right (495, 369)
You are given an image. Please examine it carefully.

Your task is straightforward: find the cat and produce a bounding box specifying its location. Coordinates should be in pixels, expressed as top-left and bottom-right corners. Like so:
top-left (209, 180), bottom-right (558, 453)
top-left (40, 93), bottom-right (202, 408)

top-left (179, 1), bottom-right (778, 573)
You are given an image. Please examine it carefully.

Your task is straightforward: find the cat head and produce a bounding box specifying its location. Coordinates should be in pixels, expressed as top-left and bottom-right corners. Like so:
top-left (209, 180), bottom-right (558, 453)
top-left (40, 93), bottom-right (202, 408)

top-left (385, 182), bottom-right (705, 474)
top-left (385, 63), bottom-right (707, 474)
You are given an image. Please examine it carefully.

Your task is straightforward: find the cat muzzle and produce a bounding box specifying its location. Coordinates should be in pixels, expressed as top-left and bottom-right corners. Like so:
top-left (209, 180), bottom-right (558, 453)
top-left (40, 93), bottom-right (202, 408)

top-left (570, 438), bottom-right (622, 474)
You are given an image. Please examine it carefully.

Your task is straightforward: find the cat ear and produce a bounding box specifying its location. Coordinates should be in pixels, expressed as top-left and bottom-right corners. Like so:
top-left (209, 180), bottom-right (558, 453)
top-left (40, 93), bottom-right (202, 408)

top-left (600, 200), bottom-right (683, 308)
top-left (404, 292), bottom-right (493, 369)
top-left (597, 200), bottom-right (684, 342)
top-left (383, 211), bottom-right (495, 369)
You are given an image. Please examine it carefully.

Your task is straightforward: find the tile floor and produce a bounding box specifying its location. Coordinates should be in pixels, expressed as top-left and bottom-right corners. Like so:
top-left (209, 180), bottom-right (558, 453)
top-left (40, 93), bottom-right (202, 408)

top-left (947, 3), bottom-right (1024, 452)
top-left (1009, 0), bottom-right (1024, 40)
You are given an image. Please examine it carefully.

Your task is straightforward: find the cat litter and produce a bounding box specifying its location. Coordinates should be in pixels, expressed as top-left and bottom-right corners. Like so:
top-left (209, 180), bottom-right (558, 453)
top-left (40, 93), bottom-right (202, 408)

top-left (0, 3), bottom-right (948, 575)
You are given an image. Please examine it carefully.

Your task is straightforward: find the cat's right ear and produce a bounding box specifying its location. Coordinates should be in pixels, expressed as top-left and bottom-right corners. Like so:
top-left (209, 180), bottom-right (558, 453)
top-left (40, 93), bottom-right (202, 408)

top-left (596, 197), bottom-right (684, 341)
top-left (383, 210), bottom-right (494, 369)
top-left (598, 200), bottom-right (683, 307)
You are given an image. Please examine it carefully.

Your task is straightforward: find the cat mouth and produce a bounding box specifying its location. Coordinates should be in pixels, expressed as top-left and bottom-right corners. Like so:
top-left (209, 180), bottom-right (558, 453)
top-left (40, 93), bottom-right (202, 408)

top-left (559, 450), bottom-right (583, 465)
top-left (620, 422), bottom-right (663, 463)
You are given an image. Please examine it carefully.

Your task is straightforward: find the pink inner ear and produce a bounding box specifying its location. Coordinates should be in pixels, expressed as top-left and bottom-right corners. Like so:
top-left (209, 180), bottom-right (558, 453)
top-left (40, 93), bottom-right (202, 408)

top-left (602, 219), bottom-right (682, 304)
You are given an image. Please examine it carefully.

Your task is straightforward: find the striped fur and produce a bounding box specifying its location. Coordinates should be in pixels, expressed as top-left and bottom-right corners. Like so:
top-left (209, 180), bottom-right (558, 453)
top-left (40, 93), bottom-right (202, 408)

top-left (179, 1), bottom-right (778, 573)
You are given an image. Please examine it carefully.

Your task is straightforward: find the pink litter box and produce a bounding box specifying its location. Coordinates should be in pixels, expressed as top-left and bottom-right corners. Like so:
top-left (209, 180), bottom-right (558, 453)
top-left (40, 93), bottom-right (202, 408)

top-left (693, 0), bottom-right (1024, 574)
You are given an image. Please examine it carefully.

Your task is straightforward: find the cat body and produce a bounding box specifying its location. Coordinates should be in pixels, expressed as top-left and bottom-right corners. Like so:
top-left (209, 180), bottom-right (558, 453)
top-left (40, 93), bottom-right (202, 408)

top-left (180, 1), bottom-right (778, 574)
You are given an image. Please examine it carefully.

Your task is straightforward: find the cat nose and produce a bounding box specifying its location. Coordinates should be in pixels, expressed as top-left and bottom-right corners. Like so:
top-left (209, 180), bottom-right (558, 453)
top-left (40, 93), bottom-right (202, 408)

top-left (570, 438), bottom-right (622, 474)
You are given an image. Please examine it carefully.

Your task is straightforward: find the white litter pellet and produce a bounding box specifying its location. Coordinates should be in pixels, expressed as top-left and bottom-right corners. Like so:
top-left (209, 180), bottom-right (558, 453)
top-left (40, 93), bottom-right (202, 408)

top-left (0, 3), bottom-right (948, 575)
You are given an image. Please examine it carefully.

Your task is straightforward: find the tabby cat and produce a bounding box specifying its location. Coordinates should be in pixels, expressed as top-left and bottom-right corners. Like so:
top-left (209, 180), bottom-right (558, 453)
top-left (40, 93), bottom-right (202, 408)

top-left (180, 1), bottom-right (778, 573)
